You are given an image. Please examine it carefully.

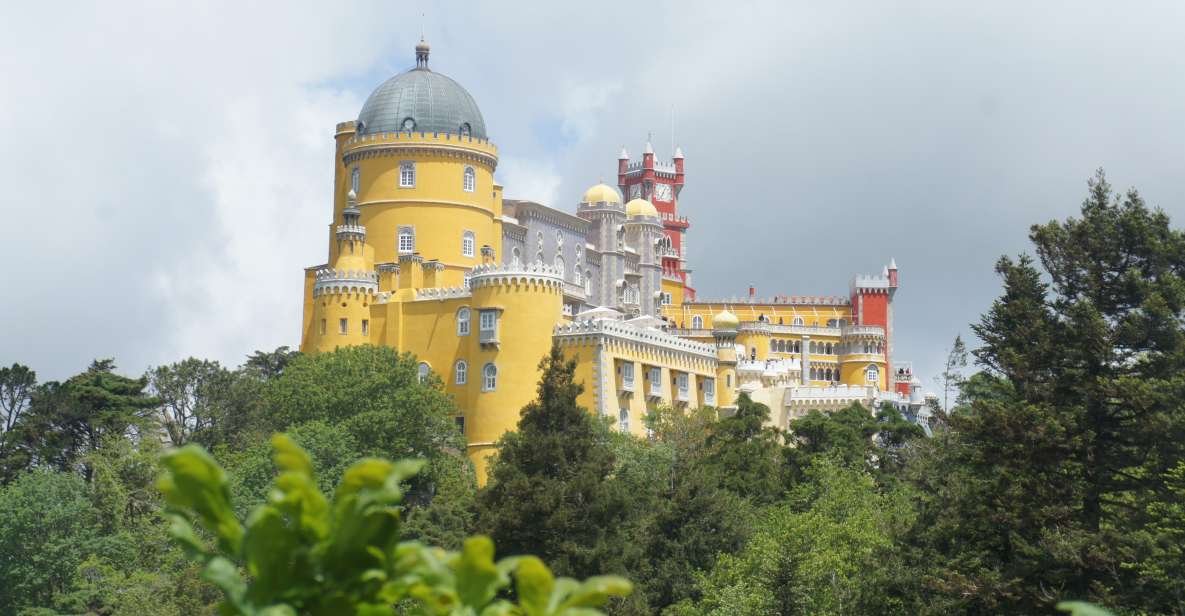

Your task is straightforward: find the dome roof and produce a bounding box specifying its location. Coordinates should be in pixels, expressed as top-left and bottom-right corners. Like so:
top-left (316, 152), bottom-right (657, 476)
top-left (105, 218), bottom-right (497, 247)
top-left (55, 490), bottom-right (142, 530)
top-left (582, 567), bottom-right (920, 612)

top-left (713, 309), bottom-right (739, 330)
top-left (582, 183), bottom-right (621, 204)
top-left (625, 198), bottom-right (658, 218)
top-left (356, 41), bottom-right (487, 139)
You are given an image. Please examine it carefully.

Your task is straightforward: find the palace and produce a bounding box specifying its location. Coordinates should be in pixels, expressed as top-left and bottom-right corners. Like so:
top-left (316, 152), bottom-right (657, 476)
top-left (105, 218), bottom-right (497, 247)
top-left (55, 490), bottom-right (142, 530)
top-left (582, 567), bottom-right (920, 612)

top-left (299, 41), bottom-right (934, 479)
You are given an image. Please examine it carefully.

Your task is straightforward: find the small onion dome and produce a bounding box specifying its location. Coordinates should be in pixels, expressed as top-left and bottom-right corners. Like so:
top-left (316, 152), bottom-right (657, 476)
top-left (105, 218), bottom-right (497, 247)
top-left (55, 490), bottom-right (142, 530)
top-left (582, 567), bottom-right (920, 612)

top-left (625, 198), bottom-right (658, 218)
top-left (712, 309), bottom-right (740, 330)
top-left (582, 183), bottom-right (621, 204)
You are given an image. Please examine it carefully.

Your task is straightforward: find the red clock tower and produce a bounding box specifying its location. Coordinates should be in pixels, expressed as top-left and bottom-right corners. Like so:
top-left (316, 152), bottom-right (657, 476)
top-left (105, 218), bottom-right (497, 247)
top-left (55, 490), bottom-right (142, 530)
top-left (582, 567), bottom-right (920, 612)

top-left (617, 140), bottom-right (694, 299)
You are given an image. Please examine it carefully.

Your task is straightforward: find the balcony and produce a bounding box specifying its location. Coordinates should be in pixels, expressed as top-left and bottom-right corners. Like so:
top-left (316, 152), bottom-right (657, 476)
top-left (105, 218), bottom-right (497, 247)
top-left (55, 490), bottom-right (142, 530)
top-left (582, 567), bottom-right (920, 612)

top-left (648, 381), bottom-right (663, 399)
top-left (620, 377), bottom-right (635, 394)
top-left (676, 387), bottom-right (690, 402)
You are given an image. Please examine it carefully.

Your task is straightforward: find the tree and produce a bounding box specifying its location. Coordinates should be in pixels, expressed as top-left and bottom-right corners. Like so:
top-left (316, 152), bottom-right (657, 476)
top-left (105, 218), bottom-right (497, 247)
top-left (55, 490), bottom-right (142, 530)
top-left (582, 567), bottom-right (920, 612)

top-left (906, 170), bottom-right (1185, 613)
top-left (148, 357), bottom-right (236, 447)
top-left (935, 335), bottom-right (968, 412)
top-left (679, 458), bottom-right (916, 616)
top-left (241, 346), bottom-right (299, 381)
top-left (260, 345), bottom-right (475, 546)
top-left (0, 363), bottom-right (35, 434)
top-left (477, 344), bottom-right (632, 581)
top-left (0, 470), bottom-right (106, 613)
top-left (701, 393), bottom-right (787, 504)
top-left (4, 360), bottom-right (157, 481)
top-left (159, 434), bottom-right (632, 615)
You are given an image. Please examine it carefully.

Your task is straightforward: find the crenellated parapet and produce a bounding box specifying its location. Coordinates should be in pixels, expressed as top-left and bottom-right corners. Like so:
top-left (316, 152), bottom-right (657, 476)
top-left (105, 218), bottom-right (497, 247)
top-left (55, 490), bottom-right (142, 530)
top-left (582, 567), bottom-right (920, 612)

top-left (341, 130), bottom-right (498, 169)
top-left (414, 286), bottom-right (471, 301)
top-left (336, 223), bottom-right (366, 242)
top-left (312, 267), bottom-right (379, 297)
top-left (554, 318), bottom-right (717, 364)
top-left (468, 262), bottom-right (564, 290)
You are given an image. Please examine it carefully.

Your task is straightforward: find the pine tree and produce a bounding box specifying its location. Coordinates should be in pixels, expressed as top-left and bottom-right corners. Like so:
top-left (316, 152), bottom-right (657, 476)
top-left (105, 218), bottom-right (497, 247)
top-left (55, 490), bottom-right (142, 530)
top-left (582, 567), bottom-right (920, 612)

top-left (907, 170), bottom-right (1185, 613)
top-left (476, 344), bottom-right (632, 580)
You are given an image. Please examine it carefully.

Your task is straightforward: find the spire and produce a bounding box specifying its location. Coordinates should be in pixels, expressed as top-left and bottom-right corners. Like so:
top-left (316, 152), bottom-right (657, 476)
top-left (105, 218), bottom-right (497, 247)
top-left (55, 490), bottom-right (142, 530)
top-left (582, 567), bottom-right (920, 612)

top-left (673, 146), bottom-right (684, 159)
top-left (619, 145), bottom-right (629, 160)
top-left (643, 138), bottom-right (654, 155)
top-left (889, 257), bottom-right (898, 270)
top-left (415, 37), bottom-right (430, 69)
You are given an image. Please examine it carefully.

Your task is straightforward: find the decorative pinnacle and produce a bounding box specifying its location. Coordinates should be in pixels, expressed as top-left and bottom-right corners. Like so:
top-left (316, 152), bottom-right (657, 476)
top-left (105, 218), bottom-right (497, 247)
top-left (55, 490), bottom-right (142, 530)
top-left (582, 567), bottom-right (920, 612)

top-left (644, 138), bottom-right (654, 155)
top-left (619, 146), bottom-right (629, 160)
top-left (889, 257), bottom-right (898, 270)
top-left (674, 146), bottom-right (684, 159)
top-left (347, 189), bottom-right (357, 202)
top-left (415, 37), bottom-right (430, 69)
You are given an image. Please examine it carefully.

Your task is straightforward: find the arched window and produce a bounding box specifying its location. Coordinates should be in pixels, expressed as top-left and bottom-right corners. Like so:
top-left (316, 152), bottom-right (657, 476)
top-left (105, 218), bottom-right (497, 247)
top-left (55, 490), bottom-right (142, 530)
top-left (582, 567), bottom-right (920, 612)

top-left (573, 268), bottom-right (582, 285)
top-left (459, 122), bottom-right (471, 137)
top-left (454, 360), bottom-right (468, 385)
top-left (825, 342), bottom-right (832, 354)
top-left (769, 339), bottom-right (777, 353)
top-left (584, 273), bottom-right (592, 296)
top-left (866, 364), bottom-right (879, 384)
top-left (618, 408), bottom-right (629, 432)
top-left (554, 255), bottom-right (565, 278)
top-left (825, 368), bottom-right (833, 381)
top-left (463, 166), bottom-right (476, 192)
top-left (456, 307), bottom-right (470, 336)
top-left (511, 246), bottom-right (521, 266)
top-left (351, 167), bottom-right (360, 193)
top-left (691, 315), bottom-right (703, 329)
top-left (809, 341), bottom-right (817, 353)
top-left (417, 362), bottom-right (430, 384)
top-left (793, 316), bottom-right (804, 326)
top-left (482, 363), bottom-right (497, 391)
top-left (793, 341), bottom-right (801, 353)
top-left (535, 251), bottom-right (544, 264)
top-left (749, 348), bottom-right (757, 361)
top-left (462, 231), bottom-right (475, 257)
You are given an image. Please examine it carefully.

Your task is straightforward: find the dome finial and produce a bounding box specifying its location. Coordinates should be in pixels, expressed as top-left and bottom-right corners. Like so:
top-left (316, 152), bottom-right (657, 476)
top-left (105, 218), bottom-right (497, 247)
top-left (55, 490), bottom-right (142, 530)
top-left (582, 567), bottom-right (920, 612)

top-left (415, 37), bottom-right (430, 69)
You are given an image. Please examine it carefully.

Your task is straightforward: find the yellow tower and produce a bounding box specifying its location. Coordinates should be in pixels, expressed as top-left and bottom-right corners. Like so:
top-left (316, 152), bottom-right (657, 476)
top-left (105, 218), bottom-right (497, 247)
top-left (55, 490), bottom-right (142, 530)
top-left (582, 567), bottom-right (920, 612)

top-left (712, 309), bottom-right (740, 411)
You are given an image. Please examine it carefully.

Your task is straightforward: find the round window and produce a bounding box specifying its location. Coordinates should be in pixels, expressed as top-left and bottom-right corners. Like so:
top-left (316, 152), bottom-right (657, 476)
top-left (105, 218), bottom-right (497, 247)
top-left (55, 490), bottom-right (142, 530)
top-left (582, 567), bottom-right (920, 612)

top-left (401, 117), bottom-right (416, 131)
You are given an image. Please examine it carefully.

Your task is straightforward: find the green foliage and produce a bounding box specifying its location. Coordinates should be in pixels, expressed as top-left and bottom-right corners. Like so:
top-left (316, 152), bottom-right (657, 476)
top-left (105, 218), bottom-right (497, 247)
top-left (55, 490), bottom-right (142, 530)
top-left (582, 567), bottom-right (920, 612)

top-left (477, 345), bottom-right (633, 582)
top-left (159, 434), bottom-right (631, 615)
top-left (683, 458), bottom-right (915, 616)
top-left (701, 393), bottom-right (787, 504)
top-left (905, 169), bottom-right (1185, 614)
top-left (0, 470), bottom-right (107, 613)
top-left (2, 359), bottom-right (157, 481)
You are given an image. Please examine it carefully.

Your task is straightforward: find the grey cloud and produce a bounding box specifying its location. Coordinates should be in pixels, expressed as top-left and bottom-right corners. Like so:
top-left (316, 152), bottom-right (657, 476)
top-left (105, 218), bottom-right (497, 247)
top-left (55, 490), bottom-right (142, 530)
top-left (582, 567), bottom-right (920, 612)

top-left (1, 0), bottom-right (1182, 387)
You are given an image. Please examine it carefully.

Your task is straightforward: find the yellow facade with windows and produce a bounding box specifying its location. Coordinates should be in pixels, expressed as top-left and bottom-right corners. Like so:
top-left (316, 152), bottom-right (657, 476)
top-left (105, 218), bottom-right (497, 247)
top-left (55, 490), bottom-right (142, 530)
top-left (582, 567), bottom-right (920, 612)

top-left (297, 42), bottom-right (920, 483)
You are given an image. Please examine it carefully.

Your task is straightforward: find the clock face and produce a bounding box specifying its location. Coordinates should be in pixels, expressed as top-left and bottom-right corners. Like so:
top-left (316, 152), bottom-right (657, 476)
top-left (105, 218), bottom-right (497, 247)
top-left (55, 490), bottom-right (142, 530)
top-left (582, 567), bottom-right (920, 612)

top-left (654, 183), bottom-right (673, 202)
top-left (629, 184), bottom-right (642, 199)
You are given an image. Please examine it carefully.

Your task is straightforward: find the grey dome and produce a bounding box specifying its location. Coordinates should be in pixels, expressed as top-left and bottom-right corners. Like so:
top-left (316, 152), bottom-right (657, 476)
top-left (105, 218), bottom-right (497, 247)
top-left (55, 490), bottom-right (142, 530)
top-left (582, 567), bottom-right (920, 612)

top-left (356, 47), bottom-right (487, 139)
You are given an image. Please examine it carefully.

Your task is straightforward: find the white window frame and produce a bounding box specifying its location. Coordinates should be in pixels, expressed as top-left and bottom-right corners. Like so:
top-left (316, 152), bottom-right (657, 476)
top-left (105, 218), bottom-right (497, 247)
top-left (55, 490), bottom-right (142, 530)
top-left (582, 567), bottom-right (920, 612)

top-left (339, 318), bottom-right (348, 335)
top-left (511, 247), bottom-right (521, 266)
top-left (399, 161), bottom-right (416, 188)
top-left (482, 363), bottom-right (497, 391)
top-left (554, 255), bottom-right (565, 279)
top-left (398, 227), bottom-right (415, 254)
top-left (463, 166), bottom-right (475, 192)
top-left (351, 166), bottom-right (360, 193)
top-left (456, 307), bottom-right (471, 336)
top-left (677, 373), bottom-right (689, 395)
top-left (480, 310), bottom-right (497, 332)
top-left (462, 231), bottom-right (475, 257)
top-left (866, 364), bottom-right (879, 384)
top-left (361, 319), bottom-right (369, 336)
top-left (793, 316), bottom-right (805, 326)
top-left (455, 360), bottom-right (467, 385)
top-left (692, 315), bottom-right (703, 329)
top-left (622, 362), bottom-right (634, 388)
top-left (417, 362), bottom-right (430, 383)
top-left (704, 378), bottom-right (715, 402)
top-left (618, 408), bottom-right (629, 432)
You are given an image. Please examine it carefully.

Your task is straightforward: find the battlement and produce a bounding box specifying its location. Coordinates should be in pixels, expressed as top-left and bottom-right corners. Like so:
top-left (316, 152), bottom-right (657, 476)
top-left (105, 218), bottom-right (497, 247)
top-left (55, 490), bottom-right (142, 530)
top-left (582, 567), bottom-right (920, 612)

top-left (341, 129), bottom-right (498, 167)
top-left (554, 317), bottom-right (717, 360)
top-left (414, 287), bottom-right (471, 301)
top-left (336, 224), bottom-right (366, 240)
top-left (693, 295), bottom-right (850, 306)
top-left (468, 262), bottom-right (564, 290)
top-left (335, 120), bottom-right (357, 136)
top-left (312, 267), bottom-right (379, 296)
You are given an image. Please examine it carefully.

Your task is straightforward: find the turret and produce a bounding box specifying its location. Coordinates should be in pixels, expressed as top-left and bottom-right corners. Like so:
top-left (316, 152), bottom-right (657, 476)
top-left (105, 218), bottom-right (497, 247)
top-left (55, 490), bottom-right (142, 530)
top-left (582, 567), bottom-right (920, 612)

top-left (712, 309), bottom-right (740, 410)
top-left (617, 146), bottom-right (629, 186)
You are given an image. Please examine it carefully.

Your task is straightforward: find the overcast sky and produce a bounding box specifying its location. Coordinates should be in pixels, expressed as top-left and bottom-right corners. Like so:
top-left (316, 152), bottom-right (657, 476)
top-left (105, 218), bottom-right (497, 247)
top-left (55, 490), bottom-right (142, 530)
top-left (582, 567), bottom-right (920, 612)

top-left (2, 1), bottom-right (1182, 386)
